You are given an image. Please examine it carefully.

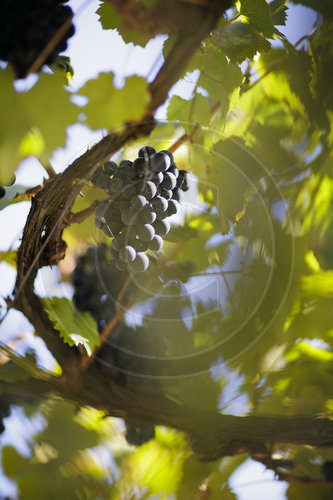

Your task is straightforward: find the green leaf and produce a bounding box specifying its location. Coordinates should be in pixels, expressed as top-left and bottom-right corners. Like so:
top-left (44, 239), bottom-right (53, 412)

top-left (43, 297), bottom-right (100, 356)
top-left (0, 69), bottom-right (78, 184)
top-left (212, 22), bottom-right (271, 63)
top-left (78, 73), bottom-right (150, 131)
top-left (96, 2), bottom-right (151, 47)
top-left (269, 0), bottom-right (288, 26)
top-left (238, 0), bottom-right (275, 37)
top-left (164, 224), bottom-right (198, 243)
top-left (192, 47), bottom-right (243, 121)
top-left (167, 94), bottom-right (211, 134)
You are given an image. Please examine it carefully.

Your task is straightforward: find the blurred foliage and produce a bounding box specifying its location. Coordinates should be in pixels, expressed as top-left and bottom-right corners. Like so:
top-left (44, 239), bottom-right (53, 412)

top-left (1, 0), bottom-right (333, 499)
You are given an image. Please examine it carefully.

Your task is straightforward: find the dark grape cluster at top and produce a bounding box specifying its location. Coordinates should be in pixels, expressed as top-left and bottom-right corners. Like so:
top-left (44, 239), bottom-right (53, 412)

top-left (92, 146), bottom-right (189, 273)
top-left (0, 0), bottom-right (75, 78)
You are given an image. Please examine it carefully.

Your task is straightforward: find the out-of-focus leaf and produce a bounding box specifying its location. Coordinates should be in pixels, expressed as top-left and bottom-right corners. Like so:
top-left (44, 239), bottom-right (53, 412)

top-left (212, 22), bottom-right (271, 63)
top-left (96, 1), bottom-right (151, 47)
top-left (78, 73), bottom-right (149, 131)
top-left (167, 94), bottom-right (211, 134)
top-left (269, 0), bottom-right (288, 26)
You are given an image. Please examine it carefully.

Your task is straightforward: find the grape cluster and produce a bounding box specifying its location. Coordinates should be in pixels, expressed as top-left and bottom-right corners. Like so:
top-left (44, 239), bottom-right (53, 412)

top-left (0, 0), bottom-right (75, 78)
top-left (92, 146), bottom-right (189, 273)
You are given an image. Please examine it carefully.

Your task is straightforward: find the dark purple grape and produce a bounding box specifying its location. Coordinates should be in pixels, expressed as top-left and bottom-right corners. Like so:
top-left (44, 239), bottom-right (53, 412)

top-left (122, 183), bottom-right (137, 199)
top-left (138, 146), bottom-right (156, 158)
top-left (134, 157), bottom-right (148, 178)
top-left (153, 219), bottom-right (170, 235)
top-left (148, 235), bottom-right (163, 251)
top-left (160, 188), bottom-right (172, 200)
top-left (103, 161), bottom-right (117, 176)
top-left (103, 224), bottom-right (113, 237)
top-left (150, 152), bottom-right (171, 173)
top-left (140, 206), bottom-right (157, 224)
top-left (176, 170), bottom-right (190, 191)
top-left (121, 208), bottom-right (138, 226)
top-left (168, 164), bottom-right (179, 178)
top-left (129, 253), bottom-right (149, 273)
top-left (119, 160), bottom-right (133, 168)
top-left (110, 248), bottom-right (119, 259)
top-left (95, 217), bottom-right (104, 229)
top-left (166, 199), bottom-right (179, 217)
top-left (151, 196), bottom-right (168, 215)
top-left (130, 194), bottom-right (147, 210)
top-left (94, 171), bottom-right (110, 188)
top-left (115, 259), bottom-right (128, 271)
top-left (141, 181), bottom-right (157, 200)
top-left (159, 150), bottom-right (174, 163)
top-left (0, 186), bottom-right (6, 198)
top-left (172, 189), bottom-right (181, 202)
top-left (119, 245), bottom-right (136, 263)
top-left (152, 172), bottom-right (164, 185)
top-left (130, 239), bottom-right (148, 252)
top-left (95, 201), bottom-right (109, 220)
top-left (161, 172), bottom-right (176, 190)
top-left (107, 177), bottom-right (124, 194)
top-left (137, 224), bottom-right (155, 242)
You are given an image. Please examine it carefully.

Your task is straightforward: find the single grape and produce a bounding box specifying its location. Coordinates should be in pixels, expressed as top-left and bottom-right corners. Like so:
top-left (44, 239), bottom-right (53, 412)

top-left (138, 146), bottom-right (156, 158)
top-left (141, 180), bottom-right (157, 200)
top-left (153, 219), bottom-right (170, 235)
top-left (151, 196), bottom-right (168, 215)
top-left (129, 253), bottom-right (149, 273)
top-left (150, 152), bottom-right (171, 173)
top-left (107, 177), bottom-right (123, 194)
top-left (95, 200), bottom-right (109, 220)
top-left (119, 160), bottom-right (133, 169)
top-left (152, 172), bottom-right (164, 185)
top-left (130, 239), bottom-right (148, 252)
top-left (115, 259), bottom-right (128, 271)
top-left (161, 172), bottom-right (176, 190)
top-left (168, 164), bottom-right (179, 178)
top-left (91, 168), bottom-right (103, 185)
top-left (136, 224), bottom-right (155, 242)
top-left (134, 157), bottom-right (148, 178)
top-left (103, 224), bottom-right (113, 237)
top-left (140, 206), bottom-right (157, 224)
top-left (160, 188), bottom-right (172, 200)
top-left (110, 248), bottom-right (119, 259)
top-left (113, 234), bottom-right (127, 250)
top-left (103, 161), bottom-right (117, 176)
top-left (121, 208), bottom-right (138, 226)
top-left (176, 170), bottom-right (189, 191)
top-left (159, 150), bottom-right (174, 163)
top-left (122, 183), bottom-right (137, 199)
top-left (172, 188), bottom-right (181, 202)
top-left (130, 194), bottom-right (147, 210)
top-left (95, 217), bottom-right (104, 229)
top-left (166, 199), bottom-right (179, 217)
top-left (148, 235), bottom-right (164, 251)
top-left (119, 245), bottom-right (136, 263)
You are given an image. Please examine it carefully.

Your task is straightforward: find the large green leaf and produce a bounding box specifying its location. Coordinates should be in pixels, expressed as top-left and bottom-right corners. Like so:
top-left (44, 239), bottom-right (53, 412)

top-left (212, 22), bottom-right (271, 63)
top-left (167, 94), bottom-right (211, 134)
top-left (0, 69), bottom-right (78, 184)
top-left (237, 0), bottom-right (275, 37)
top-left (78, 73), bottom-right (150, 131)
top-left (43, 297), bottom-right (100, 356)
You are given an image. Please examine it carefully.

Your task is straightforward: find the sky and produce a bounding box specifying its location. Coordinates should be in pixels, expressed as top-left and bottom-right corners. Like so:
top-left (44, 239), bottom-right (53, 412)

top-left (0, 1), bottom-right (318, 498)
